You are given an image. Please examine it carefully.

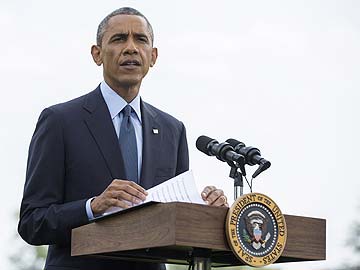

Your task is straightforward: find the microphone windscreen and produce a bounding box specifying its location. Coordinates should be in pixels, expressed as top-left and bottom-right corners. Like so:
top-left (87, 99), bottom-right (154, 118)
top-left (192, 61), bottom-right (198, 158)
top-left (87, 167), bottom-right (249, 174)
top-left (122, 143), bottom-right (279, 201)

top-left (196, 135), bottom-right (214, 154)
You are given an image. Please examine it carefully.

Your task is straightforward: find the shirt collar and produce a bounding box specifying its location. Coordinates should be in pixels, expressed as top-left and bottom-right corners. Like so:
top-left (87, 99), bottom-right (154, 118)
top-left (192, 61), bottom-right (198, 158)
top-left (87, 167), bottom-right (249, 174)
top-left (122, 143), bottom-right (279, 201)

top-left (100, 81), bottom-right (142, 122)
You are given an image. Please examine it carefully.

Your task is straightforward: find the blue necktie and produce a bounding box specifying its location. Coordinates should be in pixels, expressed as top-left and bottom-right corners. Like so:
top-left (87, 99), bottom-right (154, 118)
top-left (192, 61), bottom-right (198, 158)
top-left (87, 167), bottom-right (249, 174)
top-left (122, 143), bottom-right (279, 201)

top-left (118, 105), bottom-right (138, 183)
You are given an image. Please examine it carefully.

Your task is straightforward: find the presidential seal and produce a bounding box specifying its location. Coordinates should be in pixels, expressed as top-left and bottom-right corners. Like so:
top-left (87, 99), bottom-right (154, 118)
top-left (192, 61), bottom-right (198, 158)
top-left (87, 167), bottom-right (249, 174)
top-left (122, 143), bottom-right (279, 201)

top-left (225, 193), bottom-right (287, 267)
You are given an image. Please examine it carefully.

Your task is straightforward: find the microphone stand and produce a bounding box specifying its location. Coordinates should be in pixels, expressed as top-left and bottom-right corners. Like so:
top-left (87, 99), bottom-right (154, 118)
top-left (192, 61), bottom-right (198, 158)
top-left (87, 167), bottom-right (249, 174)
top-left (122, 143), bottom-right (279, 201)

top-left (227, 156), bottom-right (246, 200)
top-left (229, 166), bottom-right (244, 200)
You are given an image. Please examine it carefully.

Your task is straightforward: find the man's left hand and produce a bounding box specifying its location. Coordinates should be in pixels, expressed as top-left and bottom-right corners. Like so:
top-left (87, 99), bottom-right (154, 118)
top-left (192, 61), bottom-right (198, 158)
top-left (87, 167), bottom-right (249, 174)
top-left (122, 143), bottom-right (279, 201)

top-left (201, 186), bottom-right (229, 207)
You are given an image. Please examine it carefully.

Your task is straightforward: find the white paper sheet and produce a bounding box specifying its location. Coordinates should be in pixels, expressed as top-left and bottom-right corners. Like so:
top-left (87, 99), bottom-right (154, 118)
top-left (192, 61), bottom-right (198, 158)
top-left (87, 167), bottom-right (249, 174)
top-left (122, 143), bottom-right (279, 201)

top-left (145, 170), bottom-right (204, 204)
top-left (102, 170), bottom-right (204, 216)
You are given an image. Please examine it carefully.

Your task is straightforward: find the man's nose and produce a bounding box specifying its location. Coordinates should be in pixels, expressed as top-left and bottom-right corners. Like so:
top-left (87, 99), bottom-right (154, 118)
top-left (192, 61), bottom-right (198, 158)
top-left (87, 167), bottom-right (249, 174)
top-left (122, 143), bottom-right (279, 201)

top-left (123, 38), bottom-right (139, 54)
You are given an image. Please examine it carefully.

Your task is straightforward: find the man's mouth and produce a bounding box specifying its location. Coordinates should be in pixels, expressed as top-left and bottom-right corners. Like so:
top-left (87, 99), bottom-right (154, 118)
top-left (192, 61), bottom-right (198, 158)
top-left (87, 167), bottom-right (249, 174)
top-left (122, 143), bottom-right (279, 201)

top-left (120, 60), bottom-right (141, 66)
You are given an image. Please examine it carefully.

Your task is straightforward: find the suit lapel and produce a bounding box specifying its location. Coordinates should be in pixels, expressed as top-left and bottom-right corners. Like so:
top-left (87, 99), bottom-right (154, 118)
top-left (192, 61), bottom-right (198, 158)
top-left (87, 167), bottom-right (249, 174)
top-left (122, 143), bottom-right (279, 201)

top-left (82, 87), bottom-right (126, 180)
top-left (140, 100), bottom-right (162, 189)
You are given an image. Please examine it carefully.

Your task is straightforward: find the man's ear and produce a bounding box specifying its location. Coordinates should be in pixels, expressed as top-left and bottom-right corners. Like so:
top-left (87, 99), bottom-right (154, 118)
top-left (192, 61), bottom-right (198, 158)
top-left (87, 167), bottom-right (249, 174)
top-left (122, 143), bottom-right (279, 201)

top-left (150, 47), bottom-right (158, 67)
top-left (91, 45), bottom-right (103, 66)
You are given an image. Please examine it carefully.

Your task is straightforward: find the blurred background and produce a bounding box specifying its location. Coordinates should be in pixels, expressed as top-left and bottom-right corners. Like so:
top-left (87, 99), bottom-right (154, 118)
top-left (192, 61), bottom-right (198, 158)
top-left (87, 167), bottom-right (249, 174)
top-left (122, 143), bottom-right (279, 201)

top-left (1, 0), bottom-right (359, 269)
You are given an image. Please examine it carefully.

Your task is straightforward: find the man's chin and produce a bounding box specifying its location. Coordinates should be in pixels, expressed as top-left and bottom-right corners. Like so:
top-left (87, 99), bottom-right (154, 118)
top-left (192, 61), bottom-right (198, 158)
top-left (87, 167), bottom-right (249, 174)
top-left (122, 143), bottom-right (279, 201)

top-left (106, 76), bottom-right (143, 89)
top-left (120, 78), bottom-right (143, 88)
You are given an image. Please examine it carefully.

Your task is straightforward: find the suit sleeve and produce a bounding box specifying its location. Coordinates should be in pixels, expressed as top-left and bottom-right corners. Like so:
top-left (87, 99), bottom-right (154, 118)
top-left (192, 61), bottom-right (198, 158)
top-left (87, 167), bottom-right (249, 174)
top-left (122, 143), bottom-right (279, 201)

top-left (175, 122), bottom-right (189, 175)
top-left (18, 108), bottom-right (89, 246)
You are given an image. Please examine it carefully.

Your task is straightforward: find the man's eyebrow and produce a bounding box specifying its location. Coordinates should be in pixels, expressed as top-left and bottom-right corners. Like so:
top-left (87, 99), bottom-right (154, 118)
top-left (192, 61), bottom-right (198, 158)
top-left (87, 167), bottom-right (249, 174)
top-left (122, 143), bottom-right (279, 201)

top-left (109, 32), bottom-right (128, 39)
top-left (133, 33), bottom-right (149, 39)
top-left (109, 32), bottom-right (150, 41)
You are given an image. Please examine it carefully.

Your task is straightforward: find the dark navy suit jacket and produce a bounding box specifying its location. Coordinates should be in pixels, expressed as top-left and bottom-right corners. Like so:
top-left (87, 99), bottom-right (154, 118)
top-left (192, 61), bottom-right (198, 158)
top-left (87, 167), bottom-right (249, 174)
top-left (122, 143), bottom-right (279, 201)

top-left (18, 86), bottom-right (189, 270)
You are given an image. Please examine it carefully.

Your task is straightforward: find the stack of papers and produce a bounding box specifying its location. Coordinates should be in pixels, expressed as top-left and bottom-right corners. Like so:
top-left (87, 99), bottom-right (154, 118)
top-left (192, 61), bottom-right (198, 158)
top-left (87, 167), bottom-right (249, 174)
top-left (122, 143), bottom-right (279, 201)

top-left (102, 170), bottom-right (204, 216)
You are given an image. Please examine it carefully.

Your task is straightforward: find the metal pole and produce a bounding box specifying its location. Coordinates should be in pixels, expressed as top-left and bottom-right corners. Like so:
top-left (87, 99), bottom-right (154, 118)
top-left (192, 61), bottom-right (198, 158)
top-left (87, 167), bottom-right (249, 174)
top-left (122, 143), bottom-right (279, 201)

top-left (233, 169), bottom-right (244, 200)
top-left (193, 257), bottom-right (211, 270)
top-left (190, 248), bottom-right (212, 270)
top-left (234, 185), bottom-right (243, 200)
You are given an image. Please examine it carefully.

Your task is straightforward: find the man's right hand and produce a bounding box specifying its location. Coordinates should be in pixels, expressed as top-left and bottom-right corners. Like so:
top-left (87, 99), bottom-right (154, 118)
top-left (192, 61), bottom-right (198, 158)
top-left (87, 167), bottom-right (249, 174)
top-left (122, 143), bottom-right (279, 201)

top-left (90, 179), bottom-right (148, 215)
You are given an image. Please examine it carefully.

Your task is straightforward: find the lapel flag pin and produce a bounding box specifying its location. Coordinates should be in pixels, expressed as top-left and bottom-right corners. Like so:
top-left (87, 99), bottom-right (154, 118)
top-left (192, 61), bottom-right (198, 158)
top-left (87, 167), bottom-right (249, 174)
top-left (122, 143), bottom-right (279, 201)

top-left (152, 128), bottom-right (159, 134)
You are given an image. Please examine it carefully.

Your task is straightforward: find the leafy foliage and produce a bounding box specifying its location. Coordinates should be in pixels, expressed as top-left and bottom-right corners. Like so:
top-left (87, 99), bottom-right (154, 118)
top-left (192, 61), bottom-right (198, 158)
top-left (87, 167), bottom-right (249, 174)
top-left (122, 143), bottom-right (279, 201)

top-left (242, 229), bottom-right (251, 243)
top-left (348, 221), bottom-right (360, 254)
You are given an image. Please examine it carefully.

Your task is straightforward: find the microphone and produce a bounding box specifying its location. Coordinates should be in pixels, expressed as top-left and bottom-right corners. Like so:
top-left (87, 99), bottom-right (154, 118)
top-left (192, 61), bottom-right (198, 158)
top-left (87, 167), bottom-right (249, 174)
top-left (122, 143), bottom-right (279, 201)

top-left (226, 138), bottom-right (271, 178)
top-left (196, 136), bottom-right (245, 173)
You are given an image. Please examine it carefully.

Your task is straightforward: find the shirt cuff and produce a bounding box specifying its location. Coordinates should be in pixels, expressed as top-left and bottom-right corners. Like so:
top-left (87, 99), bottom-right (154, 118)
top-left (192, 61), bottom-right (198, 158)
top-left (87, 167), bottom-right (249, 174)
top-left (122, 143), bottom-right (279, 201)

top-left (85, 197), bottom-right (96, 220)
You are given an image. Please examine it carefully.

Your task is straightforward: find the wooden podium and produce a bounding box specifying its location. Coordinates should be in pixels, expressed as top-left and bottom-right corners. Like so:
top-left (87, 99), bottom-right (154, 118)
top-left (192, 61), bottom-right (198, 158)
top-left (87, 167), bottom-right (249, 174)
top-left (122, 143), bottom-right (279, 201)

top-left (71, 202), bottom-right (326, 268)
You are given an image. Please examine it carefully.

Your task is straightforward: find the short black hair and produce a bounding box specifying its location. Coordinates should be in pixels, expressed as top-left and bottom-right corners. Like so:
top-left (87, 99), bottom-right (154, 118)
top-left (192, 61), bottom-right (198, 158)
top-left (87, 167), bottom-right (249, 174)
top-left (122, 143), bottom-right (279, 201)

top-left (96, 7), bottom-right (154, 46)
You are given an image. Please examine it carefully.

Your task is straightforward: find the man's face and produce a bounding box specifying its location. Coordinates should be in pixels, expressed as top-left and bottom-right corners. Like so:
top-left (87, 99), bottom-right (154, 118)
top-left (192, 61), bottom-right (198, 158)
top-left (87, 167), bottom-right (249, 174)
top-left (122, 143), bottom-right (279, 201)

top-left (92, 15), bottom-right (157, 89)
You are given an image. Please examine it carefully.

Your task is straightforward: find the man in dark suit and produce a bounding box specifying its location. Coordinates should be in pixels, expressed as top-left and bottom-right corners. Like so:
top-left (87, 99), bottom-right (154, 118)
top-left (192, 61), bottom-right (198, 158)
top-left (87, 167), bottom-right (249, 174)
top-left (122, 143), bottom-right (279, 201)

top-left (18, 7), bottom-right (228, 270)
